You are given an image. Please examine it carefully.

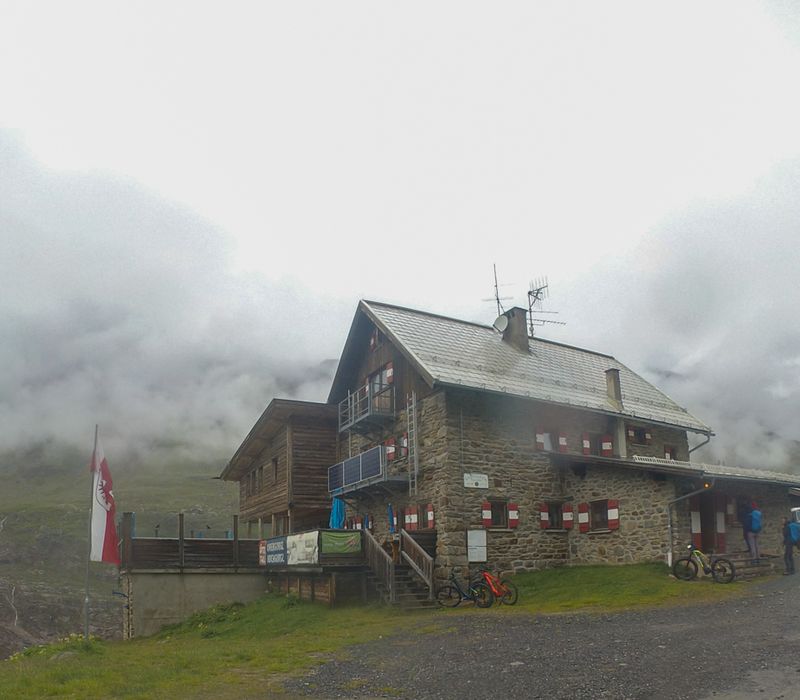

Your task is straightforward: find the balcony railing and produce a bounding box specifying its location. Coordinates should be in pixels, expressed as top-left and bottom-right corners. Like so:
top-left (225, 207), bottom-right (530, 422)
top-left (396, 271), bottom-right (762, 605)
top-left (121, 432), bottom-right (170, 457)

top-left (328, 445), bottom-right (391, 496)
top-left (338, 383), bottom-right (395, 432)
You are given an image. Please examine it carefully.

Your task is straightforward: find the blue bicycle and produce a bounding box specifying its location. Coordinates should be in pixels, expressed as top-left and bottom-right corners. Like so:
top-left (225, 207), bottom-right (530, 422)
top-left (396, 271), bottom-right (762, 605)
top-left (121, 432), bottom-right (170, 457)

top-left (436, 571), bottom-right (495, 608)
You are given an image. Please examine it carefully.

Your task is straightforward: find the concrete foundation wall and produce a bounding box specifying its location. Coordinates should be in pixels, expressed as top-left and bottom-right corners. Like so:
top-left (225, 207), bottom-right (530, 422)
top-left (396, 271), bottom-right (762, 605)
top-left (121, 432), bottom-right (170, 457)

top-left (124, 571), bottom-right (266, 638)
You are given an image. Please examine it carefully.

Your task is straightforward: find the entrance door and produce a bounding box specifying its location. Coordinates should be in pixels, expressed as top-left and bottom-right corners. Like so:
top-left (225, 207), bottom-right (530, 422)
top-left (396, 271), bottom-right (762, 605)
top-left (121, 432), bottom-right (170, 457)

top-left (699, 492), bottom-right (717, 552)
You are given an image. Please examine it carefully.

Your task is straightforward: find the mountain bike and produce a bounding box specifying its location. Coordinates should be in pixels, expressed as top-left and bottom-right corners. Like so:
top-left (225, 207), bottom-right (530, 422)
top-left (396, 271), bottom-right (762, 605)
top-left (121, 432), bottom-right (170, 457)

top-left (436, 571), bottom-right (495, 608)
top-left (471, 568), bottom-right (519, 605)
top-left (672, 543), bottom-right (736, 583)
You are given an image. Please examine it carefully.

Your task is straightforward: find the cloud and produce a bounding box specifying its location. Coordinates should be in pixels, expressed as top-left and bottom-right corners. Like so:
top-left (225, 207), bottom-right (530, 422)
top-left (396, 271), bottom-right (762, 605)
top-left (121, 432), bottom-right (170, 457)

top-left (0, 133), bottom-right (345, 464)
top-left (558, 159), bottom-right (800, 469)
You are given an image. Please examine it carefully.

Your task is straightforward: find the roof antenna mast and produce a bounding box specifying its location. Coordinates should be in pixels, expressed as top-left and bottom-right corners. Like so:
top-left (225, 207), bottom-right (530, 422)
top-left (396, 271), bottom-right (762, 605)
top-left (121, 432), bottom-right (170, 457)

top-left (484, 264), bottom-right (513, 317)
top-left (527, 276), bottom-right (567, 337)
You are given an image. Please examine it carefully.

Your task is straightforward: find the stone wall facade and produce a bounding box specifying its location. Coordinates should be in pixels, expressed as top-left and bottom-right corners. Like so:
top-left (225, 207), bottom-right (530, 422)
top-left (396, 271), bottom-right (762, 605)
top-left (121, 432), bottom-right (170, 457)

top-left (341, 386), bottom-right (794, 580)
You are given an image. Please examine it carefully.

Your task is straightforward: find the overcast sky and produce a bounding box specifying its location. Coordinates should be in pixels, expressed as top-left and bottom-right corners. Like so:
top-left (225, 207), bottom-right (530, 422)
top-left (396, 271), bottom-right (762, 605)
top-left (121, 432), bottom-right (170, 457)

top-left (2, 1), bottom-right (800, 470)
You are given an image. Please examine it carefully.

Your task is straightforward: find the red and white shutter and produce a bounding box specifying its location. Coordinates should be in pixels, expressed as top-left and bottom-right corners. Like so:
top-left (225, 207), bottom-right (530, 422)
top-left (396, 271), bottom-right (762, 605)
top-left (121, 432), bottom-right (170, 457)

top-left (354, 516), bottom-right (363, 530)
top-left (385, 437), bottom-right (396, 461)
top-left (627, 427), bottom-right (635, 441)
top-left (367, 513), bottom-right (374, 530)
top-left (714, 493), bottom-right (727, 552)
top-left (557, 432), bottom-right (568, 453)
top-left (369, 328), bottom-right (378, 350)
top-left (385, 361), bottom-right (394, 384)
top-left (644, 430), bottom-right (652, 445)
top-left (403, 509), bottom-right (412, 530)
top-left (425, 503), bottom-right (435, 529)
top-left (409, 505), bottom-right (419, 531)
top-left (600, 434), bottom-right (613, 457)
top-left (562, 502), bottom-right (574, 529)
top-left (535, 427), bottom-right (546, 451)
top-left (508, 503), bottom-right (519, 528)
top-left (582, 433), bottom-right (591, 455)
top-left (539, 502), bottom-right (550, 529)
top-left (690, 496), bottom-right (702, 548)
top-left (607, 499), bottom-right (620, 530)
top-left (578, 502), bottom-right (590, 533)
top-left (400, 432), bottom-right (409, 458)
top-left (482, 501), bottom-right (492, 528)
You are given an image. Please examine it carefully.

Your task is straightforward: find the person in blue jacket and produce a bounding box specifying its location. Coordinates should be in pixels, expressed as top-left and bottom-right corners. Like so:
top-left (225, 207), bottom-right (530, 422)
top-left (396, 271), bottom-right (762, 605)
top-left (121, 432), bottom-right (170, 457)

top-left (747, 502), bottom-right (762, 564)
top-left (784, 517), bottom-right (800, 575)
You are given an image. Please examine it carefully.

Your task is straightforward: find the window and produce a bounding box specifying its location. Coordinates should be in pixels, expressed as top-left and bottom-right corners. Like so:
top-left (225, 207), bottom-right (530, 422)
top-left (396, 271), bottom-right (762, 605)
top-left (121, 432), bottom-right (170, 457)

top-left (490, 500), bottom-right (508, 528)
top-left (590, 500), bottom-right (609, 530)
top-left (664, 445), bottom-right (676, 460)
top-left (628, 426), bottom-right (652, 446)
top-left (546, 501), bottom-right (564, 529)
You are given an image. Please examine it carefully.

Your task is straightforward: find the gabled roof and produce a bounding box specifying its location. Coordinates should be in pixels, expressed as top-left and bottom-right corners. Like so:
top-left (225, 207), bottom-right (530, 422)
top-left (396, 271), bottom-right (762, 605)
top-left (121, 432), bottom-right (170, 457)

top-left (220, 399), bottom-right (336, 481)
top-left (329, 300), bottom-right (711, 434)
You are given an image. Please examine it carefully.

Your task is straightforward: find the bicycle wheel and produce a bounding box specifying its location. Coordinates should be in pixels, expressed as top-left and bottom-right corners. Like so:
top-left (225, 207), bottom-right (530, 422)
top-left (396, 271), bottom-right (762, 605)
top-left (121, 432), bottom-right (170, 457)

top-left (436, 584), bottom-right (462, 608)
top-left (499, 579), bottom-right (519, 605)
top-left (711, 558), bottom-right (736, 584)
top-left (471, 582), bottom-right (495, 608)
top-left (672, 557), bottom-right (698, 581)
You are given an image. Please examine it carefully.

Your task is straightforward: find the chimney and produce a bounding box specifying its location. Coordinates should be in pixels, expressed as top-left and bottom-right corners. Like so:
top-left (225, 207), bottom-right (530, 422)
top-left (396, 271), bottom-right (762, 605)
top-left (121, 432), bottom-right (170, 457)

top-left (605, 368), bottom-right (623, 410)
top-left (500, 307), bottom-right (529, 353)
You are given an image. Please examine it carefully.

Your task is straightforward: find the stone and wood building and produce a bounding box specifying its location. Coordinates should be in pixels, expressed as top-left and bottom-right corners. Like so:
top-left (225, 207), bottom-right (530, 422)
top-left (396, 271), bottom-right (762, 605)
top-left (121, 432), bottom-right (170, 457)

top-left (220, 299), bottom-right (800, 601)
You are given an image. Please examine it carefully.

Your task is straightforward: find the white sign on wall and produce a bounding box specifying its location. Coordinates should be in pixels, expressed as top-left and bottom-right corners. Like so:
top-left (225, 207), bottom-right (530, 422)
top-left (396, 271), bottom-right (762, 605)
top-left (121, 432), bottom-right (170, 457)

top-left (463, 473), bottom-right (489, 489)
top-left (467, 529), bottom-right (487, 562)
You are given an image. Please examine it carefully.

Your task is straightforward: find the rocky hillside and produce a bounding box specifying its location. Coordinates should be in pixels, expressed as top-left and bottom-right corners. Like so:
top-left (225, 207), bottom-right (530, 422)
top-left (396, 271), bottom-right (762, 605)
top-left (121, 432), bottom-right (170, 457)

top-left (0, 442), bottom-right (237, 659)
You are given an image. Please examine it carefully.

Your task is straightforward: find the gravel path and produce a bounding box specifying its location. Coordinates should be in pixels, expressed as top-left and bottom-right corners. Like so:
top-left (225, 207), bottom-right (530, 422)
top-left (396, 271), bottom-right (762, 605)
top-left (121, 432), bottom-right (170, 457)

top-left (284, 575), bottom-right (800, 699)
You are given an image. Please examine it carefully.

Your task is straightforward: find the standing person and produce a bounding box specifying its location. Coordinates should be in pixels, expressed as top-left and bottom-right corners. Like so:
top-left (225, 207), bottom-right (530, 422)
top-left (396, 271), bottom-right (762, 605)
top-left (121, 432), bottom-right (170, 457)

top-left (782, 518), bottom-right (796, 575)
top-left (738, 500), bottom-right (752, 554)
top-left (748, 502), bottom-right (762, 564)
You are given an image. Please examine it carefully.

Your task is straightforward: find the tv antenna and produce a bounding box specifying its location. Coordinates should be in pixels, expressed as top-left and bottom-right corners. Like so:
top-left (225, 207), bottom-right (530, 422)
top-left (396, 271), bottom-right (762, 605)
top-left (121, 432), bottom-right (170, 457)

top-left (482, 264), bottom-right (514, 317)
top-left (527, 276), bottom-right (566, 337)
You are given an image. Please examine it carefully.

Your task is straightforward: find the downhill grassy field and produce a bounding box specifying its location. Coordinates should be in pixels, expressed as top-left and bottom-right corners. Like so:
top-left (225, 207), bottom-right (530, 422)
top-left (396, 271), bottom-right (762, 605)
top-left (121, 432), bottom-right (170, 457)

top-left (0, 442), bottom-right (238, 657)
top-left (0, 563), bottom-right (750, 699)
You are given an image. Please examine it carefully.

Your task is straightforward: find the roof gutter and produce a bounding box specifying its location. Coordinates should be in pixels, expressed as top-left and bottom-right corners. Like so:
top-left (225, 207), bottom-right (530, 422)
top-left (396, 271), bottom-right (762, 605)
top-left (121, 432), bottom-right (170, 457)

top-left (689, 432), bottom-right (713, 454)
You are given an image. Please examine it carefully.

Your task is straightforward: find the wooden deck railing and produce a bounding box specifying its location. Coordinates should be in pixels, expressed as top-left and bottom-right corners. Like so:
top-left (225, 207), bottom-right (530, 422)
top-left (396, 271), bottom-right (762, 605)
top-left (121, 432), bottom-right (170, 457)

top-left (121, 512), bottom-right (260, 570)
top-left (400, 529), bottom-right (434, 600)
top-left (363, 527), bottom-right (396, 604)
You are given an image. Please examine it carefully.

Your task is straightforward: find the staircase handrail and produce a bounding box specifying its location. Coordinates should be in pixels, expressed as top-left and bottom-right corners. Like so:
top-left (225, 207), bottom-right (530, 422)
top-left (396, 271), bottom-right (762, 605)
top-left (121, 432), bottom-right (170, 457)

top-left (399, 529), bottom-right (434, 600)
top-left (363, 528), bottom-right (396, 604)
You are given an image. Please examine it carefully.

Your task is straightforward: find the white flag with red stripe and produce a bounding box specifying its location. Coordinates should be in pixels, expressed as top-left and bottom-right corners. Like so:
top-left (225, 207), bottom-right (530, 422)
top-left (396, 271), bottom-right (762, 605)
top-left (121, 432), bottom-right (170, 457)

top-left (90, 436), bottom-right (120, 565)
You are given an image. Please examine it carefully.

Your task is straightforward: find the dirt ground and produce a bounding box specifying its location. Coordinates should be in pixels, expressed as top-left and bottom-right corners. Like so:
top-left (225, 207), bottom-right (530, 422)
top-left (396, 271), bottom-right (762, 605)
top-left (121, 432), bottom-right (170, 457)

top-left (283, 574), bottom-right (800, 699)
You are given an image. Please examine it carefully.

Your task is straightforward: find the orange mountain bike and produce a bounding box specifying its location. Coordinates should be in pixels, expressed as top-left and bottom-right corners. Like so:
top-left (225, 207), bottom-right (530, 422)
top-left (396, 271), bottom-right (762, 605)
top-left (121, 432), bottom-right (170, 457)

top-left (472, 568), bottom-right (519, 605)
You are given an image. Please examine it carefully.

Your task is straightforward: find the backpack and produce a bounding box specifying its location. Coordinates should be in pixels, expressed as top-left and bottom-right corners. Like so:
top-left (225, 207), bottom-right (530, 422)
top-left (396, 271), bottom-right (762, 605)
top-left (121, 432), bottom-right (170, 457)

top-left (789, 521), bottom-right (800, 544)
top-left (750, 509), bottom-right (762, 533)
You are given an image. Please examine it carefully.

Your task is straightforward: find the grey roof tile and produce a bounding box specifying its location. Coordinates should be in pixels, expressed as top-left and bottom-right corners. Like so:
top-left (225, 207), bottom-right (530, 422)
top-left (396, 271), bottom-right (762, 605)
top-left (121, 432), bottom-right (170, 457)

top-left (364, 300), bottom-right (711, 433)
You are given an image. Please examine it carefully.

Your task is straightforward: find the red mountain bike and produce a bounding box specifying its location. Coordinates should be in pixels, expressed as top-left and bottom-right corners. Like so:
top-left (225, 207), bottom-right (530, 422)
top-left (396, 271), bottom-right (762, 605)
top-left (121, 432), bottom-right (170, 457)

top-left (472, 568), bottom-right (519, 605)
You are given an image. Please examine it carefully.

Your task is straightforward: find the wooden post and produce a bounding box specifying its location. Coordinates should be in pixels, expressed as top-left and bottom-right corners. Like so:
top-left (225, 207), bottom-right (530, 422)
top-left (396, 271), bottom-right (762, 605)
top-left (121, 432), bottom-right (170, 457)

top-left (178, 513), bottom-right (185, 570)
top-left (121, 512), bottom-right (134, 570)
top-left (233, 514), bottom-right (239, 569)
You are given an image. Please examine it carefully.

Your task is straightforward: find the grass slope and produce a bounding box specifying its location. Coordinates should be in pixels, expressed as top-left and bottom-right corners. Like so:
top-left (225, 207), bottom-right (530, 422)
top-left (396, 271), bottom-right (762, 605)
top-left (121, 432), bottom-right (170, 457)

top-left (0, 445), bottom-right (238, 655)
top-left (0, 563), bottom-right (751, 699)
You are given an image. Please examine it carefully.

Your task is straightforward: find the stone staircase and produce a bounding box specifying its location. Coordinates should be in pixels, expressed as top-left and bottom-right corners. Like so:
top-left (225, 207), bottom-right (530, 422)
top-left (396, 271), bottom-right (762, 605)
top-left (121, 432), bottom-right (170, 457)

top-left (722, 549), bottom-right (780, 580)
top-left (367, 561), bottom-right (437, 610)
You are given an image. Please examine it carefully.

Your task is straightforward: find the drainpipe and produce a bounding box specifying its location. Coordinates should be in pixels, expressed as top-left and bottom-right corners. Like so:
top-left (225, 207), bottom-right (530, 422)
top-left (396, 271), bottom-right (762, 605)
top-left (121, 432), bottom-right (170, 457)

top-left (688, 432), bottom-right (713, 455)
top-left (666, 480), bottom-right (714, 567)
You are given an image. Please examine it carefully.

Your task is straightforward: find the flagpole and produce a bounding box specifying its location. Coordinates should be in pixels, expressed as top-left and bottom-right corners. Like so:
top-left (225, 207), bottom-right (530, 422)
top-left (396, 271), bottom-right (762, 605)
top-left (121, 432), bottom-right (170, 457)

top-left (84, 424), bottom-right (98, 641)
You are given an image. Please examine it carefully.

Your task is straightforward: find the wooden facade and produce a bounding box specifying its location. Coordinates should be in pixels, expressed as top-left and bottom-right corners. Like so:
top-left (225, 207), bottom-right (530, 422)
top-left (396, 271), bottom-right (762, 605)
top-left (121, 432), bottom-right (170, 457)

top-left (220, 400), bottom-right (338, 536)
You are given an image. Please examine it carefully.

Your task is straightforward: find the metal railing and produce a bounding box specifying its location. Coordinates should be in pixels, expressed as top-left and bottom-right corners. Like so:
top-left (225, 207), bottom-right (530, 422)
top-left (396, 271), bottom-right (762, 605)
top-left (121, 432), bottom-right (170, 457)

top-left (364, 527), bottom-right (396, 604)
top-left (400, 529), bottom-right (434, 600)
top-left (328, 445), bottom-right (387, 495)
top-left (339, 383), bottom-right (394, 431)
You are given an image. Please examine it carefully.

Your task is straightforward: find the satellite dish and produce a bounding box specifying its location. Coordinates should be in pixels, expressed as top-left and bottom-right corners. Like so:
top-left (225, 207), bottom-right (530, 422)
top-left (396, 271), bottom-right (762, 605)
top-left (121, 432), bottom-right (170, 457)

top-left (493, 314), bottom-right (509, 333)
